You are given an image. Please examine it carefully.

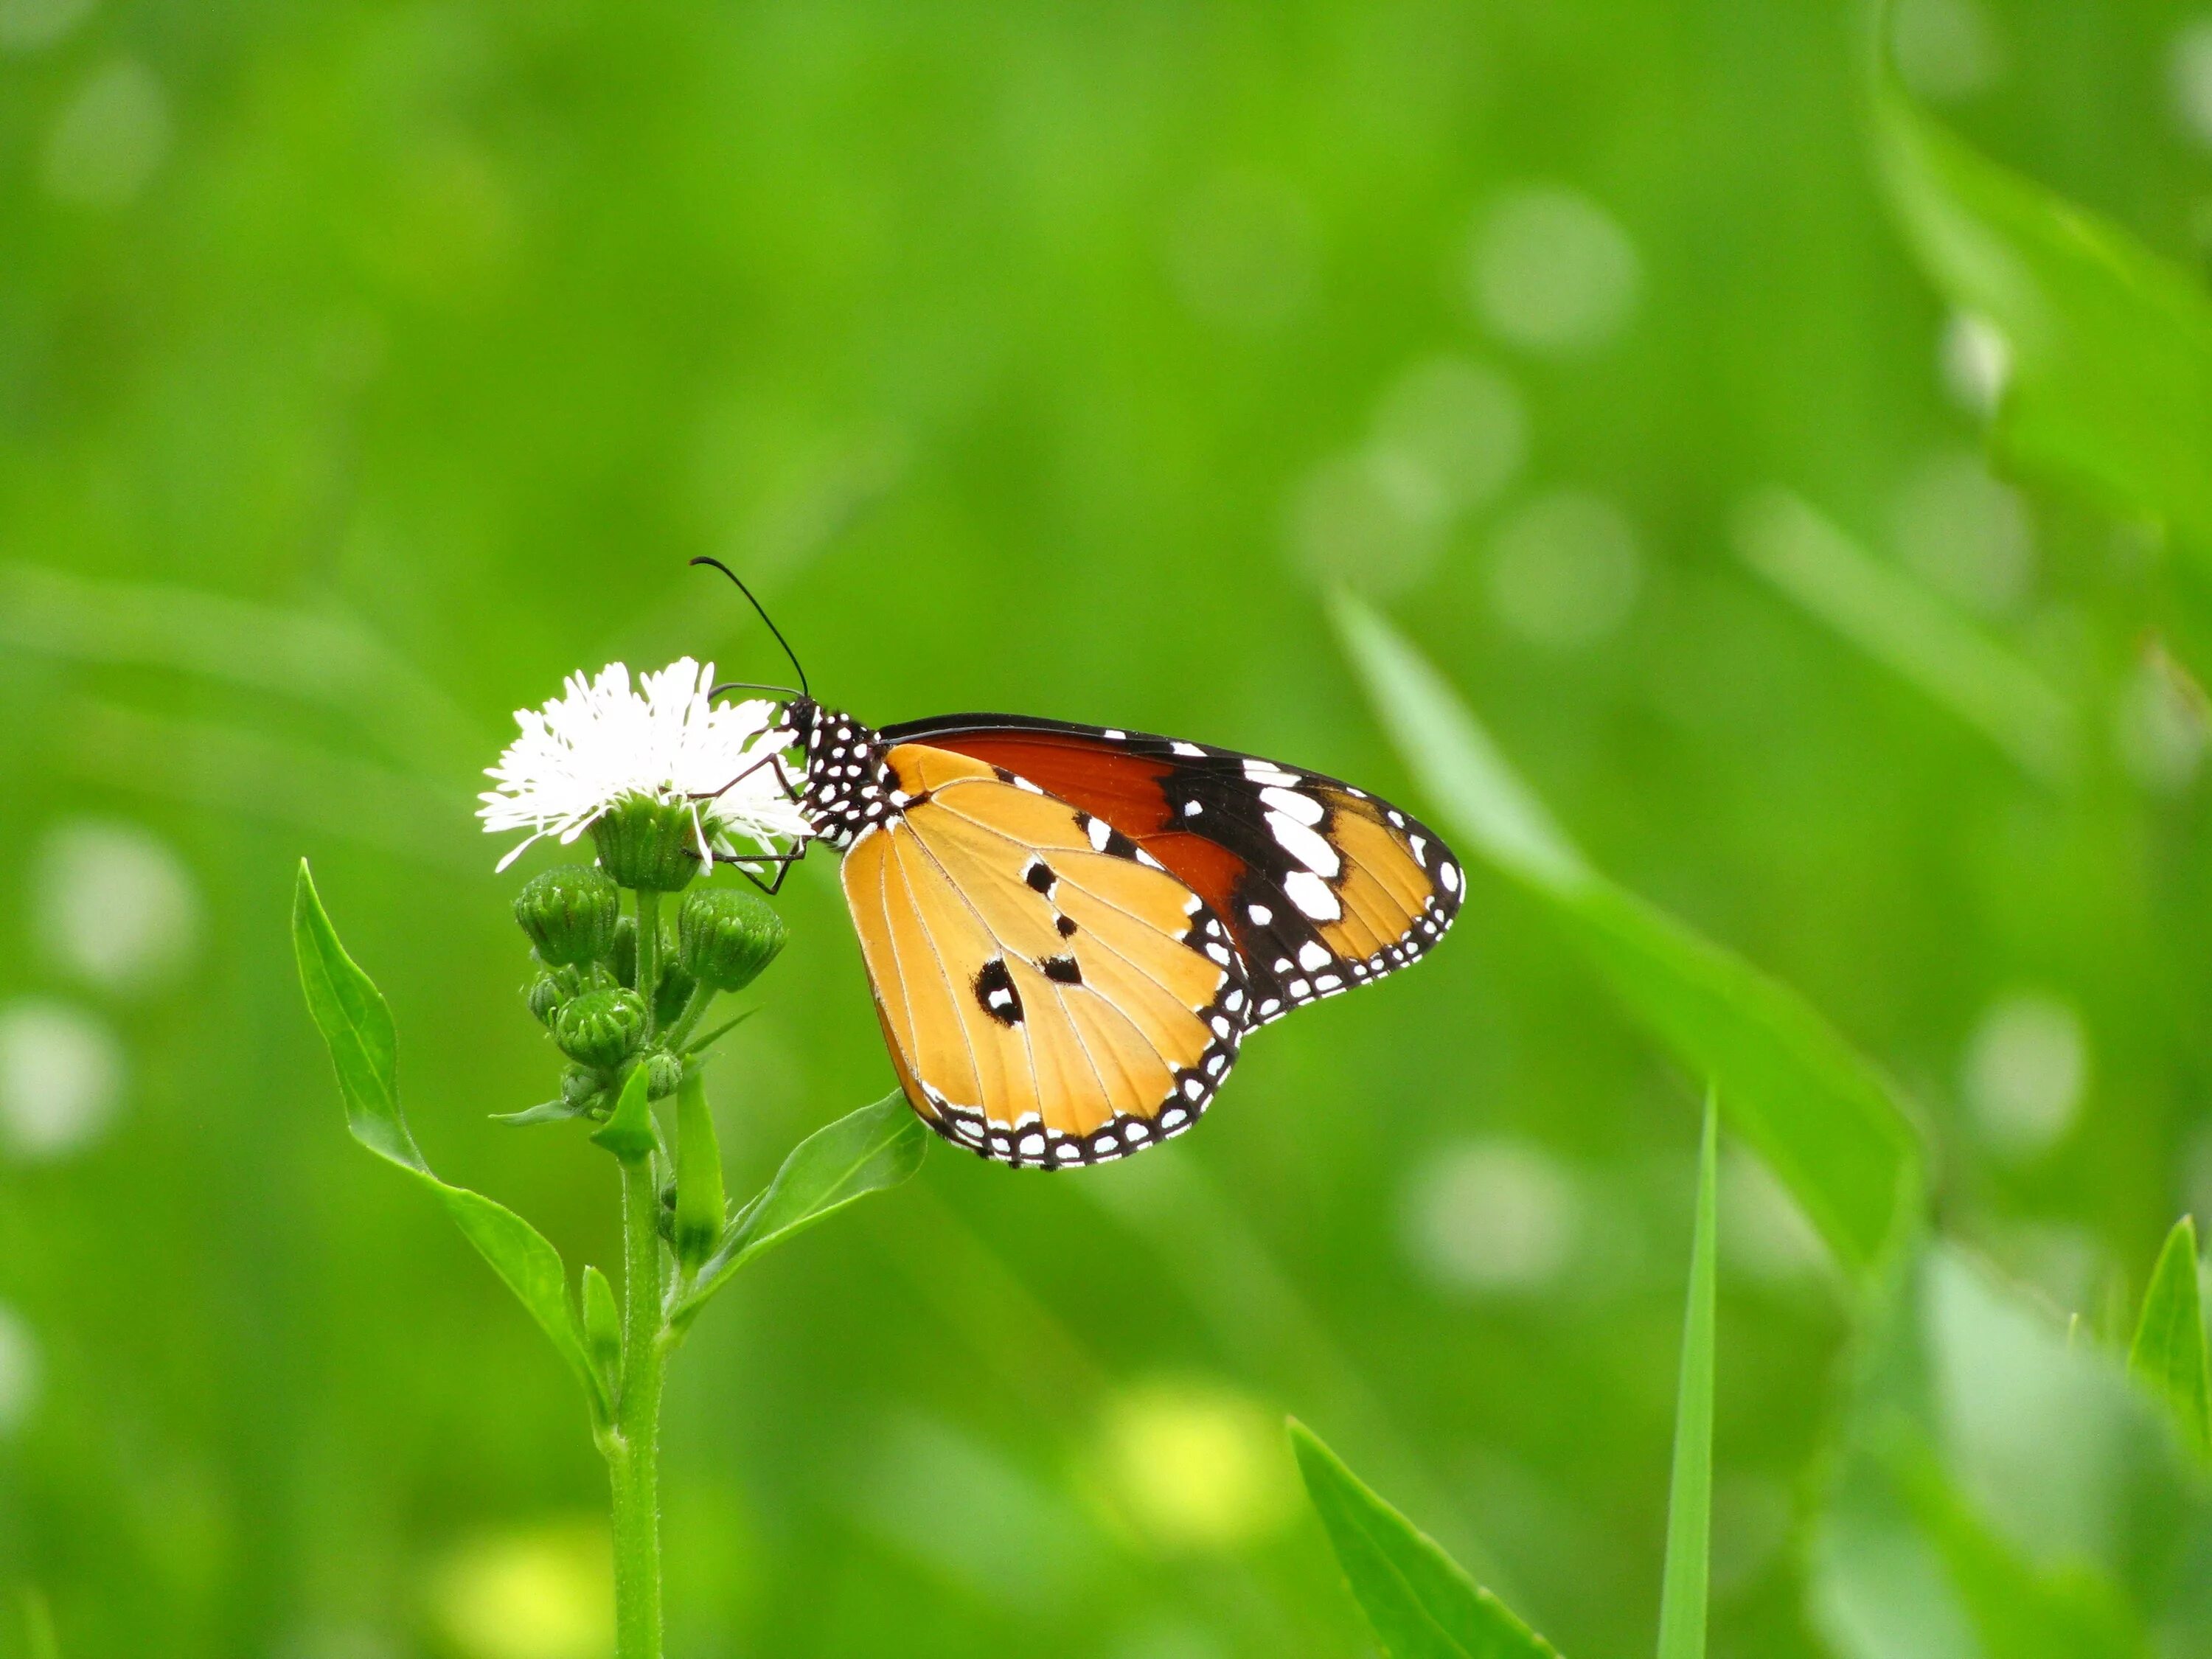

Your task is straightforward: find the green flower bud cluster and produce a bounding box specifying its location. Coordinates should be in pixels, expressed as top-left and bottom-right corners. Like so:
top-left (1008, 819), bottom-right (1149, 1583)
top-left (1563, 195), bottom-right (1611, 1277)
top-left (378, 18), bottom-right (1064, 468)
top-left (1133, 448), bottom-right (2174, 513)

top-left (510, 861), bottom-right (790, 1128)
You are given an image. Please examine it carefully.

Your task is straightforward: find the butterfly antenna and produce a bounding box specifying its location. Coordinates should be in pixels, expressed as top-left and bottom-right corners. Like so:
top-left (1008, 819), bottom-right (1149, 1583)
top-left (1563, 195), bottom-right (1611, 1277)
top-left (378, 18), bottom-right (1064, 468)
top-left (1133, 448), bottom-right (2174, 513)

top-left (689, 557), bottom-right (810, 701)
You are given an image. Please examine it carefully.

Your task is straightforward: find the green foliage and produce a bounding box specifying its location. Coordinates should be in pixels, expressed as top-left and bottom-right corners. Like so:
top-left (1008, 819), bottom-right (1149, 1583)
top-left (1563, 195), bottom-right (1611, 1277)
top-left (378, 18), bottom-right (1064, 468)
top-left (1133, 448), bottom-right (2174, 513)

top-left (1335, 594), bottom-right (1926, 1283)
top-left (1656, 1099), bottom-right (1718, 1659)
top-left (1898, 1453), bottom-right (2151, 1659)
top-left (1290, 1422), bottom-right (1561, 1659)
top-left (1868, 27), bottom-right (2212, 560)
top-left (19, 1590), bottom-right (58, 1659)
top-left (1733, 490), bottom-right (2077, 785)
top-left (2127, 1217), bottom-right (2212, 1461)
top-left (588, 1064), bottom-right (656, 1163)
top-left (670, 1092), bottom-right (928, 1330)
top-left (292, 862), bottom-right (605, 1416)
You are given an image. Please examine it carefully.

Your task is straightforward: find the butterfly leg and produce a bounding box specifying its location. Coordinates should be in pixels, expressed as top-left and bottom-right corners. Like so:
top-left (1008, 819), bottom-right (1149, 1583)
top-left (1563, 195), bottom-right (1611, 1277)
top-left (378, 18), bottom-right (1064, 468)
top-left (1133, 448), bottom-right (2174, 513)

top-left (695, 751), bottom-right (806, 807)
top-left (713, 845), bottom-right (809, 896)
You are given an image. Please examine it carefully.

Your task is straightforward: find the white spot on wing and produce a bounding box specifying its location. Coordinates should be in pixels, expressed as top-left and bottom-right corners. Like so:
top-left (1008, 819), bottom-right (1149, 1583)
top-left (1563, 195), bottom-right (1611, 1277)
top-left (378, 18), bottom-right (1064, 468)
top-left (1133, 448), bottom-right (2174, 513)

top-left (1283, 869), bottom-right (1341, 921)
top-left (1298, 939), bottom-right (1332, 972)
top-left (1247, 903), bottom-right (1273, 926)
top-left (1440, 861), bottom-right (1461, 894)
top-left (1242, 759), bottom-right (1301, 787)
top-left (1268, 813), bottom-right (1343, 878)
top-left (1171, 741), bottom-right (1206, 757)
top-left (1086, 816), bottom-right (1113, 852)
top-left (1259, 786), bottom-right (1324, 825)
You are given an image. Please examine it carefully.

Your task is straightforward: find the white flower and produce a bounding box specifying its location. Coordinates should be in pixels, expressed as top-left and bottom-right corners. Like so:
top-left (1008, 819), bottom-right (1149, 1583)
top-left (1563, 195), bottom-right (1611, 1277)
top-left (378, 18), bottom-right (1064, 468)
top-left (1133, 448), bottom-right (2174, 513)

top-left (479, 658), bottom-right (810, 874)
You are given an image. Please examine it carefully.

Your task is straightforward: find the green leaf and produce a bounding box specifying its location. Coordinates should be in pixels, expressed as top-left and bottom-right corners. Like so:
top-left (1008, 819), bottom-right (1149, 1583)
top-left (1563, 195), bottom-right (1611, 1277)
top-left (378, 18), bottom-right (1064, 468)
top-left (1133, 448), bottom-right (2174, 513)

top-left (1868, 26), bottom-right (2212, 560)
top-left (1334, 597), bottom-right (1926, 1284)
top-left (669, 1091), bottom-right (927, 1329)
top-left (490, 1097), bottom-right (592, 1127)
top-left (2128, 1217), bottom-right (2212, 1461)
top-left (1656, 1096), bottom-right (1719, 1659)
top-left (1732, 489), bottom-right (2077, 785)
top-left (589, 1065), bottom-right (655, 1163)
top-left (674, 1065), bottom-right (726, 1270)
top-left (582, 1263), bottom-right (622, 1393)
top-left (291, 861), bottom-right (604, 1416)
top-left (1290, 1421), bottom-right (1562, 1659)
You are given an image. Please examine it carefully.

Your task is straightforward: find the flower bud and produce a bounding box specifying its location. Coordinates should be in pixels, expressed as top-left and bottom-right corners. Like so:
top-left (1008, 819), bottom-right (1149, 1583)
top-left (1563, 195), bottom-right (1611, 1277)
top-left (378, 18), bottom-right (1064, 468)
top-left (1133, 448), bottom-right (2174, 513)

top-left (642, 1047), bottom-right (684, 1100)
top-left (513, 864), bottom-right (619, 967)
top-left (611, 917), bottom-right (637, 989)
top-left (591, 795), bottom-right (706, 893)
top-left (554, 987), bottom-right (647, 1069)
top-left (560, 1063), bottom-right (603, 1110)
top-left (654, 956), bottom-right (696, 1028)
top-left (526, 973), bottom-right (564, 1026)
top-left (678, 886), bottom-right (788, 992)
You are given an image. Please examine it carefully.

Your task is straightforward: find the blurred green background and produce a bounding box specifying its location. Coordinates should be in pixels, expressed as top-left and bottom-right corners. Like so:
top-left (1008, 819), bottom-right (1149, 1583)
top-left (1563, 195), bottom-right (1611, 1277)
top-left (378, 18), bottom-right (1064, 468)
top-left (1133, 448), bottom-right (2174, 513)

top-left (5, 1), bottom-right (2212, 1655)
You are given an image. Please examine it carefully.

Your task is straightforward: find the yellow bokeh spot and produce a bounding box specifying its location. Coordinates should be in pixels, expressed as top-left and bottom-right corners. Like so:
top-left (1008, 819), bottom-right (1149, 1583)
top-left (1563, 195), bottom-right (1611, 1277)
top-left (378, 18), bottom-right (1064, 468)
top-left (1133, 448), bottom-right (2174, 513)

top-left (1098, 1377), bottom-right (1301, 1554)
top-left (427, 1517), bottom-right (614, 1659)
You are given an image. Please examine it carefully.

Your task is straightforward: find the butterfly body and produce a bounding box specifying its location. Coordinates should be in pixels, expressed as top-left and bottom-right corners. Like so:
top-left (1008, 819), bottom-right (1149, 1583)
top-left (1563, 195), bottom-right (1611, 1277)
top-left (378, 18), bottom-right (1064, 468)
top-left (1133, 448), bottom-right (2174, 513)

top-left (765, 695), bottom-right (1461, 1168)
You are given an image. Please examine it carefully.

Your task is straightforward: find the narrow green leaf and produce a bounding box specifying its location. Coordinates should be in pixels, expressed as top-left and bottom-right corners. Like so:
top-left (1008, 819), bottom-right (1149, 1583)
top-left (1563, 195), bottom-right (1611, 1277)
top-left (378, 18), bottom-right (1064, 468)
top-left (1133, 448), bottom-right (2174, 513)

top-left (2127, 1217), bottom-right (2212, 1461)
top-left (669, 1091), bottom-right (927, 1327)
top-left (589, 1065), bottom-right (655, 1163)
top-left (680, 1006), bottom-right (757, 1056)
top-left (1733, 489), bottom-right (2076, 785)
top-left (1290, 1421), bottom-right (1562, 1659)
top-left (292, 862), bottom-right (603, 1414)
top-left (491, 1097), bottom-right (591, 1127)
top-left (1334, 597), bottom-right (1926, 1283)
top-left (582, 1264), bottom-right (622, 1393)
top-left (1868, 26), bottom-right (2212, 560)
top-left (674, 1066), bottom-right (726, 1270)
top-left (1656, 1097), bottom-right (1719, 1659)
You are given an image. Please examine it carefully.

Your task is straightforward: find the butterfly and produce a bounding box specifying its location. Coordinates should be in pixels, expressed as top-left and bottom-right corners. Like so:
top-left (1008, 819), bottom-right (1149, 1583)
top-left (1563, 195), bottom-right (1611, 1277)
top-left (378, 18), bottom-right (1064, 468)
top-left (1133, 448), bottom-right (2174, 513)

top-left (694, 560), bottom-right (1464, 1169)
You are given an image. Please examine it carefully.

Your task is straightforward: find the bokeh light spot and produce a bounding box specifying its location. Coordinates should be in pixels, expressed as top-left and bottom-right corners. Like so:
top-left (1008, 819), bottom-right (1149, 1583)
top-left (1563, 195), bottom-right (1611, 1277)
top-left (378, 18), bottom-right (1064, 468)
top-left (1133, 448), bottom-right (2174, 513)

top-left (2171, 18), bottom-right (2212, 149)
top-left (0, 0), bottom-right (93, 51)
top-left (1468, 187), bottom-right (1640, 355)
top-left (1486, 490), bottom-right (1643, 648)
top-left (1892, 0), bottom-right (2006, 102)
top-left (1892, 452), bottom-right (2035, 616)
top-left (2114, 648), bottom-right (2210, 794)
top-left (33, 818), bottom-right (202, 994)
top-left (0, 998), bottom-right (125, 1161)
top-left (1370, 356), bottom-right (1528, 519)
top-left (426, 1518), bottom-right (613, 1659)
top-left (1401, 1139), bottom-right (1584, 1295)
top-left (1098, 1377), bottom-right (1301, 1553)
top-left (41, 59), bottom-right (170, 208)
top-left (1962, 992), bottom-right (2087, 1159)
top-left (1288, 450), bottom-right (1448, 597)
top-left (1939, 310), bottom-right (2012, 414)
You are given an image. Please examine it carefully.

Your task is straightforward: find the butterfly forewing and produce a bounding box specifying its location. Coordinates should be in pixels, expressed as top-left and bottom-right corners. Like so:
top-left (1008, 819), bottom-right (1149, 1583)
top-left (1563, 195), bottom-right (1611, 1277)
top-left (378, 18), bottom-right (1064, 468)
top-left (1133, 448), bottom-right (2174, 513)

top-left (840, 742), bottom-right (1246, 1168)
top-left (876, 714), bottom-right (1463, 1023)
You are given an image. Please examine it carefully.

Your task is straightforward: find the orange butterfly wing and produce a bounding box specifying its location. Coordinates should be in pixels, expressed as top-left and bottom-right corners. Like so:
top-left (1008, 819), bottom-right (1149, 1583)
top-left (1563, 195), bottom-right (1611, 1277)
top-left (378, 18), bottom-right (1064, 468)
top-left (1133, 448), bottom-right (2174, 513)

top-left (839, 743), bottom-right (1248, 1166)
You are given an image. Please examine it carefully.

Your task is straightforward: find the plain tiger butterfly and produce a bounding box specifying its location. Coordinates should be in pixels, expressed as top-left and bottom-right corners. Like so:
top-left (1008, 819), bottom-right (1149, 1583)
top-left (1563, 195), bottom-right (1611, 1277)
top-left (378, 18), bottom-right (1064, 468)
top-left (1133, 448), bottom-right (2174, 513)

top-left (692, 559), bottom-right (1463, 1169)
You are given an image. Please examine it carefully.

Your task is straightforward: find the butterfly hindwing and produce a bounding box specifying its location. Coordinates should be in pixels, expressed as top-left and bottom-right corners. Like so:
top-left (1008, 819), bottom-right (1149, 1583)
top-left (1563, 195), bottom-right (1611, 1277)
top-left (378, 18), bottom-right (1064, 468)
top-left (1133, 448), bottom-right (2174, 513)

top-left (876, 714), bottom-right (1463, 1023)
top-left (839, 742), bottom-right (1248, 1168)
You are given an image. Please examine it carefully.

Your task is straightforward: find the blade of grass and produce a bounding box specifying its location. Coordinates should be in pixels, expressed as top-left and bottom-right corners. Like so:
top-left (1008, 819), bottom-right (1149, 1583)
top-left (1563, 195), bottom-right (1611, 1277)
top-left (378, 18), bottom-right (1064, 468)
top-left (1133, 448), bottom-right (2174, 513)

top-left (1656, 1095), bottom-right (1719, 1659)
top-left (1732, 488), bottom-right (2076, 785)
top-left (1290, 1422), bottom-right (1562, 1659)
top-left (1868, 13), bottom-right (2212, 562)
top-left (292, 861), bottom-right (604, 1415)
top-left (1335, 594), bottom-right (1926, 1284)
top-left (2126, 1217), bottom-right (2212, 1461)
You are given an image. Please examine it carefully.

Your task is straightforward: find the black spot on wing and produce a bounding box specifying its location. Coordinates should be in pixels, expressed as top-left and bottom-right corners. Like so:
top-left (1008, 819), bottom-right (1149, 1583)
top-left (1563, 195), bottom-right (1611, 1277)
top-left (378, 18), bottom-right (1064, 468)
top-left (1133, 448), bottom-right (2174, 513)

top-left (972, 958), bottom-right (1023, 1026)
top-left (1041, 955), bottom-right (1082, 986)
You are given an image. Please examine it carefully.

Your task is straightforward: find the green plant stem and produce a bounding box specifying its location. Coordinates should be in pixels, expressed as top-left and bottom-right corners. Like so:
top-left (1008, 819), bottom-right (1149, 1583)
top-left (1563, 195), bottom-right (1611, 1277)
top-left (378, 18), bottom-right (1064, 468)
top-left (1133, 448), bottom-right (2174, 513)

top-left (607, 1150), bottom-right (667, 1658)
top-left (662, 980), bottom-right (718, 1052)
top-left (635, 888), bottom-right (664, 1034)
